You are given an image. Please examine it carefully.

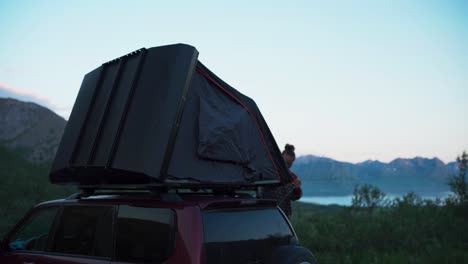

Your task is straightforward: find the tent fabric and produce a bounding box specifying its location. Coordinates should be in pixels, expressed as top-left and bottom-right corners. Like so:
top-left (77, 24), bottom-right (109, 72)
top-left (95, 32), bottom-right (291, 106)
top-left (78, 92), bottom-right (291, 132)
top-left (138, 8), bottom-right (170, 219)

top-left (167, 70), bottom-right (279, 184)
top-left (198, 97), bottom-right (253, 165)
top-left (49, 44), bottom-right (292, 188)
top-left (194, 63), bottom-right (292, 183)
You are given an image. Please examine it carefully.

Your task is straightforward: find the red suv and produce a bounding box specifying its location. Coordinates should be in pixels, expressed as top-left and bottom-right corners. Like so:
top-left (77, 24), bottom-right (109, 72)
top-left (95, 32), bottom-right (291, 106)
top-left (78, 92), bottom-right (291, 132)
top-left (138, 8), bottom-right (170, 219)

top-left (0, 190), bottom-right (316, 264)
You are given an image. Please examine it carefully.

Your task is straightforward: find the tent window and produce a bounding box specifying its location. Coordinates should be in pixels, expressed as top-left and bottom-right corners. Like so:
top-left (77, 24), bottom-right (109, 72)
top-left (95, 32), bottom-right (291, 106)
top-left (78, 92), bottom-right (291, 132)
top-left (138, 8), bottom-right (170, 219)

top-left (198, 97), bottom-right (253, 165)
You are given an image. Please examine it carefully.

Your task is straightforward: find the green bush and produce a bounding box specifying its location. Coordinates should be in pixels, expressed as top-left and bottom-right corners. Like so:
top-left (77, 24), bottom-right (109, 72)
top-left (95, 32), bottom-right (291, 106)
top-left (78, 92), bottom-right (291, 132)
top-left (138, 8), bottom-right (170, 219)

top-left (351, 184), bottom-right (388, 210)
top-left (292, 200), bottom-right (468, 264)
top-left (0, 146), bottom-right (75, 237)
top-left (293, 165), bottom-right (468, 264)
top-left (448, 151), bottom-right (468, 205)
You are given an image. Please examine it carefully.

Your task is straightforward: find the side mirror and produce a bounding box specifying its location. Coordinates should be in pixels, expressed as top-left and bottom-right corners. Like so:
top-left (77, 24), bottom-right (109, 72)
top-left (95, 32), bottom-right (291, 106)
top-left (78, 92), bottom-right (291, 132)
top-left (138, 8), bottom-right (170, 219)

top-left (289, 236), bottom-right (300, 246)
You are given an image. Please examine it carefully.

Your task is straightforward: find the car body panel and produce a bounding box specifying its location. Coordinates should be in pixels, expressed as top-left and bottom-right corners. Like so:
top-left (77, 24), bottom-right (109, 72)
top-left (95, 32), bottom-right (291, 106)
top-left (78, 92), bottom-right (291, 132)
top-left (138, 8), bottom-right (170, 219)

top-left (1, 193), bottom-right (294, 264)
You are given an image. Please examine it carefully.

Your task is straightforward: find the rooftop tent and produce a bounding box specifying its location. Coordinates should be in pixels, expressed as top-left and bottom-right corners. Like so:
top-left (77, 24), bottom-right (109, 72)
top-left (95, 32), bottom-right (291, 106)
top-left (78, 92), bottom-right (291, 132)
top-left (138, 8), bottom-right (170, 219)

top-left (50, 44), bottom-right (292, 188)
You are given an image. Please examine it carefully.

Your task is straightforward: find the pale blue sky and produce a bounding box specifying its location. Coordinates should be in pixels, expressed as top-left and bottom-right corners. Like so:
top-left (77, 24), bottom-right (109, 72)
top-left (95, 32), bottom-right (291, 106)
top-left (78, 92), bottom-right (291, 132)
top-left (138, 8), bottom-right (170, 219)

top-left (0, 0), bottom-right (467, 163)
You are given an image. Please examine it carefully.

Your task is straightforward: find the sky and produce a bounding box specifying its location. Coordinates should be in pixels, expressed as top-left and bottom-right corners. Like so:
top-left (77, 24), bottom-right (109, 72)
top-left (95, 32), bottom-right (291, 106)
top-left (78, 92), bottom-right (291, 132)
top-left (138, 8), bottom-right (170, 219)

top-left (0, 0), bottom-right (467, 163)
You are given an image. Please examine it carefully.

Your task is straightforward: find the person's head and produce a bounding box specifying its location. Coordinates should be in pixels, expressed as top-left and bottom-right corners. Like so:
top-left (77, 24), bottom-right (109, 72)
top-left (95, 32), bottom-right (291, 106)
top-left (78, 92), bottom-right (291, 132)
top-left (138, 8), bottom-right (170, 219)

top-left (282, 144), bottom-right (296, 169)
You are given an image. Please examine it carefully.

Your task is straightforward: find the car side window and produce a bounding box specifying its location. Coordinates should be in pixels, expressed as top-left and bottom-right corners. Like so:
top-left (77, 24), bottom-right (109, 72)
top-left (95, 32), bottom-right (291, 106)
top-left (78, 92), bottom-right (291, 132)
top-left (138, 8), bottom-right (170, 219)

top-left (114, 205), bottom-right (175, 263)
top-left (8, 206), bottom-right (59, 252)
top-left (203, 207), bottom-right (294, 264)
top-left (50, 205), bottom-right (114, 258)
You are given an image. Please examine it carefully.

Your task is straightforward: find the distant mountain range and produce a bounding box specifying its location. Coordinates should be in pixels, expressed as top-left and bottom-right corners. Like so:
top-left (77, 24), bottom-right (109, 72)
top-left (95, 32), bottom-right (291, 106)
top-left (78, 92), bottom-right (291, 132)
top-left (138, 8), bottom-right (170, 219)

top-left (293, 155), bottom-right (457, 196)
top-left (0, 96), bottom-right (459, 197)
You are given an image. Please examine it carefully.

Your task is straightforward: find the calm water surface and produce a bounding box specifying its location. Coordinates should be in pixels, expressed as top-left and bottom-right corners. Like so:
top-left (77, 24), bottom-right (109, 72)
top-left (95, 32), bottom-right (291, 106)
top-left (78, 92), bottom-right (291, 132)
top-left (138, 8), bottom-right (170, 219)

top-left (299, 192), bottom-right (452, 206)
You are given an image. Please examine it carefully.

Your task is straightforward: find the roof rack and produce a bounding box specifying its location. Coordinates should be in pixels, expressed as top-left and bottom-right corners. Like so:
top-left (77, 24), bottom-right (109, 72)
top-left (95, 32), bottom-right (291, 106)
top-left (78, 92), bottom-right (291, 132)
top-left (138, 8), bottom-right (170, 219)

top-left (72, 184), bottom-right (168, 197)
top-left (68, 184), bottom-right (264, 200)
top-left (66, 188), bottom-right (183, 202)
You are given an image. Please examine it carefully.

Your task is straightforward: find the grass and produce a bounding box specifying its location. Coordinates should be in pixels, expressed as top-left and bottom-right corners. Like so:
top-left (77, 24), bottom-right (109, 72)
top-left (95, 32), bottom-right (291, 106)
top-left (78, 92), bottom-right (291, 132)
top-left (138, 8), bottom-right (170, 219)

top-left (291, 201), bottom-right (468, 264)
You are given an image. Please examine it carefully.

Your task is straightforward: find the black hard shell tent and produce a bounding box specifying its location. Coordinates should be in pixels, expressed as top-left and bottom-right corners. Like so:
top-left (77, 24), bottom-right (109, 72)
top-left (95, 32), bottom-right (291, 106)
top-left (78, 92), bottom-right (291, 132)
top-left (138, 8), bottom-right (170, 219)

top-left (50, 44), bottom-right (292, 188)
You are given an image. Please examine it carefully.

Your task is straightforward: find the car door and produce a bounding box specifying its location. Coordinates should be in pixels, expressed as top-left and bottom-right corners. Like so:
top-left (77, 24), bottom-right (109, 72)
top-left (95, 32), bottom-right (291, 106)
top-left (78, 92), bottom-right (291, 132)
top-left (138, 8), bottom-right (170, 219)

top-left (2, 204), bottom-right (114, 264)
top-left (202, 206), bottom-right (295, 264)
top-left (110, 205), bottom-right (176, 264)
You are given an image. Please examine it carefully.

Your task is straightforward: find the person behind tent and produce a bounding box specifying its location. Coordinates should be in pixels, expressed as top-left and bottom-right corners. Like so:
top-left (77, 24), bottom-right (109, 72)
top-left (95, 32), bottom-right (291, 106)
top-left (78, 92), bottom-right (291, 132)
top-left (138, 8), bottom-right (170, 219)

top-left (264, 144), bottom-right (302, 218)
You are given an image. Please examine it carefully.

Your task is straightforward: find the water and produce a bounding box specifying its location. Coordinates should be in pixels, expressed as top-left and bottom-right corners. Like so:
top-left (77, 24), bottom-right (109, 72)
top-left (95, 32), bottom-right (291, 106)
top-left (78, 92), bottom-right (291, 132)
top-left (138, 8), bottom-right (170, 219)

top-left (299, 191), bottom-right (452, 206)
top-left (300, 196), bottom-right (354, 206)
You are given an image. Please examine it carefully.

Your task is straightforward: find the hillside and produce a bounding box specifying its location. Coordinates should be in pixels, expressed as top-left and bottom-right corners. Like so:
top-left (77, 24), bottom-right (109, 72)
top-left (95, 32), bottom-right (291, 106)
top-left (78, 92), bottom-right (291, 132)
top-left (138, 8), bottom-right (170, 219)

top-left (0, 97), bottom-right (66, 163)
top-left (0, 145), bottom-right (75, 235)
top-left (0, 98), bottom-right (73, 235)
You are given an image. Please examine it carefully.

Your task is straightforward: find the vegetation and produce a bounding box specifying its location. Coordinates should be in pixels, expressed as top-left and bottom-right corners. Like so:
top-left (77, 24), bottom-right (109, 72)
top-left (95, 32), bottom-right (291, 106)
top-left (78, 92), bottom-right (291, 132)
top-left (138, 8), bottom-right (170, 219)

top-left (292, 199), bottom-right (468, 264)
top-left (448, 151), bottom-right (468, 205)
top-left (0, 146), bottom-right (75, 237)
top-left (291, 151), bottom-right (468, 263)
top-left (351, 183), bottom-right (388, 210)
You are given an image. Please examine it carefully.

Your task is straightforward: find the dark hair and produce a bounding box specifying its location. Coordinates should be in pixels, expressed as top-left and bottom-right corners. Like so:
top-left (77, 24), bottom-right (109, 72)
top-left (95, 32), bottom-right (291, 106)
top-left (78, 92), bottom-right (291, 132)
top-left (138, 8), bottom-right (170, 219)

top-left (282, 144), bottom-right (296, 158)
